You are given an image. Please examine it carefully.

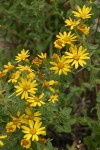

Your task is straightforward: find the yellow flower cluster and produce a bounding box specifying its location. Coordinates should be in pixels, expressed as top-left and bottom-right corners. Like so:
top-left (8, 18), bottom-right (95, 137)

top-left (0, 3), bottom-right (93, 150)
top-left (52, 4), bottom-right (92, 74)
top-left (1, 50), bottom-right (59, 149)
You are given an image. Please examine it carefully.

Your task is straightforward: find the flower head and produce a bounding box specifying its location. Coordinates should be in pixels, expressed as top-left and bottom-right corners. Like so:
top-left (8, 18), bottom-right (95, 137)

top-left (9, 111), bottom-right (24, 129)
top-left (48, 94), bottom-right (58, 103)
top-left (8, 71), bottom-right (20, 83)
top-left (27, 72), bottom-right (36, 80)
top-left (65, 45), bottom-right (90, 69)
top-left (23, 107), bottom-right (41, 123)
top-left (22, 120), bottom-right (46, 141)
top-left (17, 65), bottom-right (33, 73)
top-left (0, 70), bottom-right (7, 78)
top-left (3, 62), bottom-right (14, 73)
top-left (32, 57), bottom-right (42, 66)
top-left (77, 24), bottom-right (90, 35)
top-left (20, 139), bottom-right (31, 149)
top-left (27, 93), bottom-right (45, 107)
top-left (56, 31), bottom-right (77, 45)
top-left (54, 39), bottom-right (65, 49)
top-left (38, 53), bottom-right (47, 60)
top-left (37, 72), bottom-right (44, 79)
top-left (14, 78), bottom-right (38, 99)
top-left (72, 5), bottom-right (92, 19)
top-left (50, 55), bottom-right (71, 75)
top-left (65, 17), bottom-right (80, 30)
top-left (39, 138), bottom-right (47, 144)
top-left (6, 122), bottom-right (16, 132)
top-left (42, 80), bottom-right (56, 88)
top-left (6, 111), bottom-right (25, 132)
top-left (15, 49), bottom-right (30, 62)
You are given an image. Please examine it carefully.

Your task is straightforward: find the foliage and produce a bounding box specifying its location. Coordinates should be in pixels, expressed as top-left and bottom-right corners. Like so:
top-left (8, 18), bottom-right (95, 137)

top-left (0, 0), bottom-right (100, 150)
top-left (0, 0), bottom-right (65, 54)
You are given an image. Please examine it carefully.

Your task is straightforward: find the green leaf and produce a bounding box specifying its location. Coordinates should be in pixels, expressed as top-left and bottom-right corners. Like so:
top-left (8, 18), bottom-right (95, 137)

top-left (88, 44), bottom-right (99, 50)
top-left (56, 122), bottom-right (71, 133)
top-left (59, 107), bottom-right (72, 118)
top-left (46, 140), bottom-right (58, 150)
top-left (84, 136), bottom-right (97, 150)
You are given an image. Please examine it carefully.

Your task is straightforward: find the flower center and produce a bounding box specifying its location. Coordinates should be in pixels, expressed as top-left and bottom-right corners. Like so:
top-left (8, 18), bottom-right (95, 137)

top-left (24, 65), bottom-right (30, 70)
top-left (21, 54), bottom-right (26, 60)
top-left (79, 25), bottom-right (85, 30)
top-left (42, 81), bottom-right (49, 88)
top-left (80, 13), bottom-right (86, 19)
top-left (30, 128), bottom-right (36, 135)
top-left (35, 97), bottom-right (40, 102)
top-left (13, 119), bottom-right (20, 125)
top-left (11, 74), bottom-right (16, 79)
top-left (8, 66), bottom-right (14, 71)
top-left (22, 140), bottom-right (29, 146)
top-left (64, 37), bottom-right (70, 43)
top-left (74, 55), bottom-right (80, 60)
top-left (23, 84), bottom-right (30, 91)
top-left (28, 115), bottom-right (34, 120)
top-left (7, 126), bottom-right (15, 132)
top-left (57, 39), bottom-right (63, 45)
top-left (57, 63), bottom-right (64, 69)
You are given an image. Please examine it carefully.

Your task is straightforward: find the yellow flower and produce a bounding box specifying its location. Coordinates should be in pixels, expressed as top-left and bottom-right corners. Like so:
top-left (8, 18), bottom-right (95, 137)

top-left (15, 49), bottom-right (30, 62)
top-left (65, 17), bottom-right (80, 30)
top-left (27, 93), bottom-right (45, 107)
top-left (37, 72), bottom-right (44, 79)
top-left (6, 122), bottom-right (16, 132)
top-left (0, 135), bottom-right (7, 147)
top-left (72, 5), bottom-right (92, 19)
top-left (3, 62), bottom-right (14, 73)
top-left (10, 111), bottom-right (25, 128)
top-left (22, 120), bottom-right (46, 141)
top-left (23, 107), bottom-right (41, 123)
top-left (32, 57), bottom-right (42, 66)
top-left (42, 80), bottom-right (58, 93)
top-left (8, 71), bottom-right (20, 83)
top-left (17, 65), bottom-right (33, 73)
top-left (54, 39), bottom-right (65, 49)
top-left (14, 78), bottom-right (38, 99)
top-left (20, 139), bottom-right (31, 149)
top-left (6, 111), bottom-right (24, 132)
top-left (38, 53), bottom-right (47, 60)
top-left (50, 55), bottom-right (71, 75)
top-left (48, 94), bottom-right (58, 103)
top-left (56, 31), bottom-right (77, 45)
top-left (42, 80), bottom-right (56, 88)
top-left (65, 45), bottom-right (90, 69)
top-left (77, 24), bottom-right (90, 35)
top-left (49, 87), bottom-right (55, 93)
top-left (27, 72), bottom-right (36, 80)
top-left (51, 53), bottom-right (58, 59)
top-left (39, 138), bottom-right (47, 144)
top-left (0, 70), bottom-right (7, 78)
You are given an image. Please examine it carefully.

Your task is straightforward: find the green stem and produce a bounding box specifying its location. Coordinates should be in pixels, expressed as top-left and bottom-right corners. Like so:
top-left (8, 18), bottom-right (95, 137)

top-left (74, 29), bottom-right (87, 48)
top-left (8, 92), bottom-right (15, 98)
